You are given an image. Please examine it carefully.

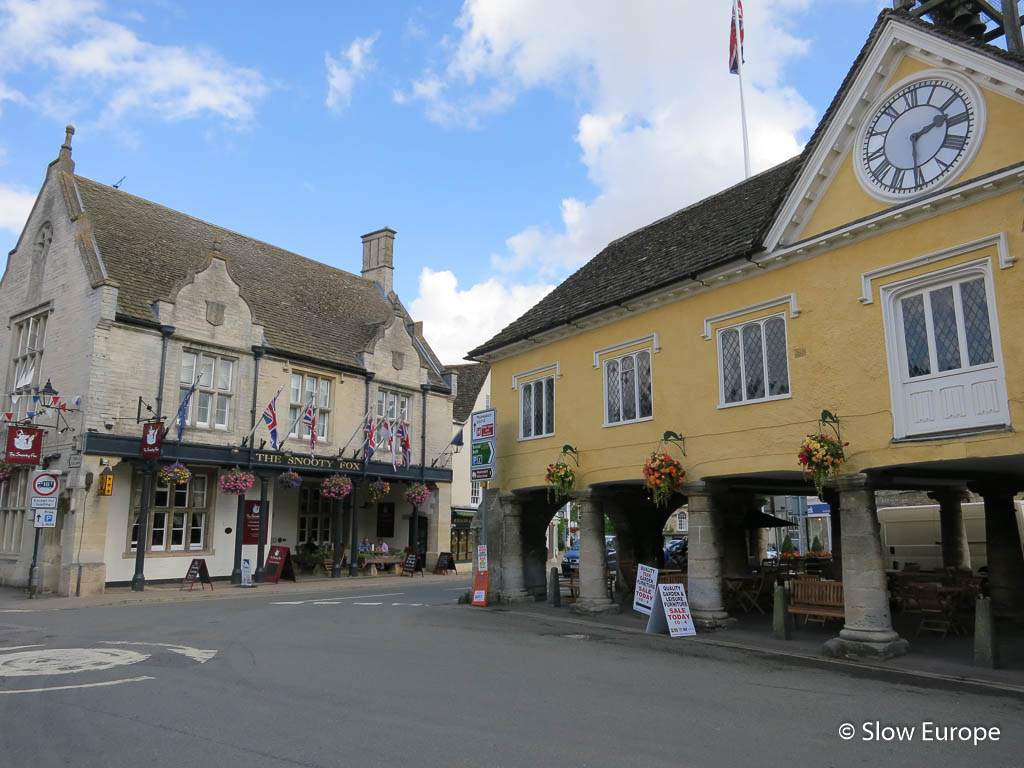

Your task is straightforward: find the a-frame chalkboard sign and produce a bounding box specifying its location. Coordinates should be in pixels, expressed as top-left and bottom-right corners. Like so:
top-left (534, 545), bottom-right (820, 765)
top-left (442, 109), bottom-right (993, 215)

top-left (180, 558), bottom-right (213, 591)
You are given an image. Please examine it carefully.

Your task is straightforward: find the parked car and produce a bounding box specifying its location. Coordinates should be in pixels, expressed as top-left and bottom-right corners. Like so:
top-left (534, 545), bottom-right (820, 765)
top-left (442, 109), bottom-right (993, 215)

top-left (663, 538), bottom-right (688, 568)
top-left (561, 536), bottom-right (618, 576)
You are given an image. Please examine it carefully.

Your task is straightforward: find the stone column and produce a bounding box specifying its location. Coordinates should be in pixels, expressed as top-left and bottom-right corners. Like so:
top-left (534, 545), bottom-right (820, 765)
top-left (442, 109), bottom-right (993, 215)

top-left (826, 475), bottom-right (908, 659)
top-left (721, 502), bottom-right (750, 576)
top-left (497, 494), bottom-right (529, 603)
top-left (929, 488), bottom-right (971, 571)
top-left (570, 488), bottom-right (619, 614)
top-left (684, 482), bottom-right (732, 629)
top-left (972, 485), bottom-right (1024, 617)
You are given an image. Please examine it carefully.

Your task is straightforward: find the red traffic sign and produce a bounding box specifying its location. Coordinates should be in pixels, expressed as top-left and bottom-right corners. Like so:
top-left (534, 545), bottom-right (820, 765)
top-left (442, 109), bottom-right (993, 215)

top-left (31, 472), bottom-right (59, 497)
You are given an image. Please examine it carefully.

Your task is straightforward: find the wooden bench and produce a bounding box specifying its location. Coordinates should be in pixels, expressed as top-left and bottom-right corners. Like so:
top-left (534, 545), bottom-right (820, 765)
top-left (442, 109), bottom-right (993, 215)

top-left (787, 579), bottom-right (844, 625)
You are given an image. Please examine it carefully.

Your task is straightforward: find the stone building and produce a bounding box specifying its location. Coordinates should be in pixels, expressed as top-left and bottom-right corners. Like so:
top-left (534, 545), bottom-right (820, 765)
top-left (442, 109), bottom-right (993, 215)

top-left (442, 363), bottom-right (490, 562)
top-left (0, 131), bottom-right (454, 594)
top-left (469, 9), bottom-right (1024, 658)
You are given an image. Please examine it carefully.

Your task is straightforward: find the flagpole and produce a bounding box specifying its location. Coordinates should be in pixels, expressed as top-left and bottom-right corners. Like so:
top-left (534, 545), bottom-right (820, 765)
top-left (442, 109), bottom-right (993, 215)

top-left (162, 373), bottom-right (201, 439)
top-left (339, 405), bottom-right (374, 457)
top-left (734, 0), bottom-right (751, 179)
top-left (247, 385), bottom-right (283, 446)
top-left (282, 390), bottom-right (315, 444)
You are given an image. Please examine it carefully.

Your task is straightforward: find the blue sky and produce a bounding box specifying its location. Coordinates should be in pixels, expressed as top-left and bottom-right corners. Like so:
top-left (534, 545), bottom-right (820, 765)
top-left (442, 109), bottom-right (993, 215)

top-left (0, 0), bottom-right (892, 362)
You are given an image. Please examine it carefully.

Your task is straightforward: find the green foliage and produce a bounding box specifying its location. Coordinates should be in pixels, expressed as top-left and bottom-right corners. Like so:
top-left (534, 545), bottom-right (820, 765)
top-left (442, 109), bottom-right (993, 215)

top-left (604, 514), bottom-right (615, 534)
top-left (780, 534), bottom-right (796, 554)
top-left (810, 535), bottom-right (824, 552)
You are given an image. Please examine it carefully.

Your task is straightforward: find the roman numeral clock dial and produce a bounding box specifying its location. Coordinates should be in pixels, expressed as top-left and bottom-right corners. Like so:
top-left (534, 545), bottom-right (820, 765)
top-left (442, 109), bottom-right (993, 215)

top-left (857, 74), bottom-right (982, 203)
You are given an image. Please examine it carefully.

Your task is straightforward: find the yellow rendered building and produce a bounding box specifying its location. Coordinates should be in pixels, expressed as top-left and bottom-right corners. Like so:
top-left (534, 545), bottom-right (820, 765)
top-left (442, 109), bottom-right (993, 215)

top-left (469, 9), bottom-right (1024, 658)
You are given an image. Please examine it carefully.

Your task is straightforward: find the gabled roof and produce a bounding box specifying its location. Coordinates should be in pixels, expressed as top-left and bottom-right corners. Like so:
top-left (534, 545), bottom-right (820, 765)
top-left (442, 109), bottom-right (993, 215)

top-left (468, 9), bottom-right (1024, 361)
top-left (73, 175), bottom-right (447, 385)
top-left (468, 157), bottom-right (800, 358)
top-left (443, 362), bottom-right (490, 422)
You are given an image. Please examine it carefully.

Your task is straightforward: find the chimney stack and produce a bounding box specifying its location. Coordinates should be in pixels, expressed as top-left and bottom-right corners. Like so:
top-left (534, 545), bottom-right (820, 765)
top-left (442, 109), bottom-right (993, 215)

top-left (361, 227), bottom-right (396, 294)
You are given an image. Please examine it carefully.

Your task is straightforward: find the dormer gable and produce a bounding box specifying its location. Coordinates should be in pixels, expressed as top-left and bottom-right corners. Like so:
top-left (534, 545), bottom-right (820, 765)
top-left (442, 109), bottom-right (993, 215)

top-left (764, 12), bottom-right (1024, 251)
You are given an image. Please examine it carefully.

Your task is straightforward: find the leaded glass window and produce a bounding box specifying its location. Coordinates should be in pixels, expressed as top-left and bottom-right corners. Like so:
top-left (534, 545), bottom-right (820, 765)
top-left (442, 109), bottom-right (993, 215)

top-left (898, 273), bottom-right (997, 380)
top-left (604, 349), bottom-right (653, 425)
top-left (520, 376), bottom-right (554, 439)
top-left (718, 315), bottom-right (790, 405)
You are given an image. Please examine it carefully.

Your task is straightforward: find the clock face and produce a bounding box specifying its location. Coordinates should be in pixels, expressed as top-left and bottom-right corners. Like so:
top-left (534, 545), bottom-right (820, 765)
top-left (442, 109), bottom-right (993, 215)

top-left (859, 77), bottom-right (975, 198)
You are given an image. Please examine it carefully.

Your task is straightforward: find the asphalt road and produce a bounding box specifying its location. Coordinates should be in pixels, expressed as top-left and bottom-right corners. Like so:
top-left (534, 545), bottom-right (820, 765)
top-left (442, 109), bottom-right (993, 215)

top-left (1, 578), bottom-right (1021, 768)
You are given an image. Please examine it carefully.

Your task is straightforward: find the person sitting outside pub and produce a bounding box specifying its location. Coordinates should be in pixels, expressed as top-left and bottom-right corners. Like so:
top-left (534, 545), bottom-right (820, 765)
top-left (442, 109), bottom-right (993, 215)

top-left (376, 538), bottom-right (389, 553)
top-left (359, 537), bottom-right (372, 553)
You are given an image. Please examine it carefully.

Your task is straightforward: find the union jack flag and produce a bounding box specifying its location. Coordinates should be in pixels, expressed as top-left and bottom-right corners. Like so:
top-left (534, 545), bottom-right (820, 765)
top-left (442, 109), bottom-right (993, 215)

top-left (729, 0), bottom-right (744, 75)
top-left (363, 412), bottom-right (376, 464)
top-left (301, 397), bottom-right (317, 456)
top-left (261, 390), bottom-right (281, 451)
top-left (396, 420), bottom-right (412, 468)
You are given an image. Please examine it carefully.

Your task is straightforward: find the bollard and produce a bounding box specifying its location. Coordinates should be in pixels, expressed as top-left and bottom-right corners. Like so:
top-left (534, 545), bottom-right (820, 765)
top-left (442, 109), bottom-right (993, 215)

top-left (549, 567), bottom-right (561, 608)
top-left (772, 584), bottom-right (791, 640)
top-left (973, 596), bottom-right (1000, 669)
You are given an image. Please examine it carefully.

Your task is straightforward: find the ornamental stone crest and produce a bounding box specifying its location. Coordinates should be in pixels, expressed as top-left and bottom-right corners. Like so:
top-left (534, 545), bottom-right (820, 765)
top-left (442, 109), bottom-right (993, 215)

top-left (206, 300), bottom-right (225, 326)
top-left (392, 351), bottom-right (404, 370)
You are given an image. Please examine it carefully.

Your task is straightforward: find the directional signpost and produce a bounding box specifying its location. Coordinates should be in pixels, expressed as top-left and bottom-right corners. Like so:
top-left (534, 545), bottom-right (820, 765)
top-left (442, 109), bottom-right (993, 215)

top-left (470, 408), bottom-right (496, 482)
top-left (470, 408), bottom-right (496, 606)
top-left (31, 470), bottom-right (60, 529)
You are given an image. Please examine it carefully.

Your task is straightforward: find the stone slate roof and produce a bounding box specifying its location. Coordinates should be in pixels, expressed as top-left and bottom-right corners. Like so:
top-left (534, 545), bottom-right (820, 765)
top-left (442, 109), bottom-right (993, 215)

top-left (443, 362), bottom-right (490, 422)
top-left (468, 9), bottom-right (1024, 359)
top-left (73, 175), bottom-right (447, 384)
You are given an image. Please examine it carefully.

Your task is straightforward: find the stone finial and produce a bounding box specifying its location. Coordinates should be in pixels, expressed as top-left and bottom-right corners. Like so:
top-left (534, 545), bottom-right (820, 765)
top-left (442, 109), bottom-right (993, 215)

top-left (57, 124), bottom-right (76, 170)
top-left (210, 233), bottom-right (225, 259)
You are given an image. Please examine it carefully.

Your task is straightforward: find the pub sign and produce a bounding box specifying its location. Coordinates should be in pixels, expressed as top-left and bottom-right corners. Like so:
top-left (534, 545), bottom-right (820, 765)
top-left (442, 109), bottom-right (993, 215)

top-left (6, 426), bottom-right (43, 465)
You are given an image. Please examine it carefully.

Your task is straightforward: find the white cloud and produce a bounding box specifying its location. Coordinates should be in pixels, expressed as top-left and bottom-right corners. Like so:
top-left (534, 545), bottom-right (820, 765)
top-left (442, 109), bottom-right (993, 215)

top-left (399, 0), bottom-right (826, 276)
top-left (325, 34), bottom-right (378, 113)
top-left (0, 0), bottom-right (267, 126)
top-left (0, 181), bottom-right (36, 235)
top-left (410, 267), bottom-right (554, 364)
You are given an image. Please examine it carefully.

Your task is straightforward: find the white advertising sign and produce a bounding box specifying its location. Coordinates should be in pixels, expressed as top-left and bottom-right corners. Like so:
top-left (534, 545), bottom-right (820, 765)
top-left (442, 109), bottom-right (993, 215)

top-left (645, 583), bottom-right (697, 638)
top-left (241, 558), bottom-right (253, 587)
top-left (476, 544), bottom-right (488, 572)
top-left (632, 564), bottom-right (659, 615)
top-left (471, 409), bottom-right (496, 441)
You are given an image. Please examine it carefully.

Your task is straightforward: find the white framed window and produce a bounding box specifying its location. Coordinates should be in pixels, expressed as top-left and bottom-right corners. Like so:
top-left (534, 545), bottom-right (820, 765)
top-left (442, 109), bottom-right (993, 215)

top-left (8, 311), bottom-right (48, 419)
top-left (179, 352), bottom-right (234, 431)
top-left (0, 469), bottom-right (28, 554)
top-left (881, 258), bottom-right (1009, 438)
top-left (470, 481), bottom-right (481, 506)
top-left (130, 470), bottom-right (212, 553)
top-left (375, 388), bottom-right (411, 450)
top-left (603, 349), bottom-right (653, 426)
top-left (289, 373), bottom-right (331, 440)
top-left (519, 376), bottom-right (554, 439)
top-left (717, 314), bottom-right (790, 407)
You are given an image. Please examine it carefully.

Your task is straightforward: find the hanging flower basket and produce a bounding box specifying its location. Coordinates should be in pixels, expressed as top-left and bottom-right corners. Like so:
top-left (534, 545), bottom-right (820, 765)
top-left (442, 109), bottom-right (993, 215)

top-left (278, 470), bottom-right (302, 489)
top-left (367, 478), bottom-right (390, 502)
top-left (642, 452), bottom-right (685, 509)
top-left (157, 462), bottom-right (192, 487)
top-left (544, 445), bottom-right (579, 502)
top-left (404, 482), bottom-right (430, 508)
top-left (219, 468), bottom-right (255, 495)
top-left (797, 410), bottom-right (848, 496)
top-left (0, 463), bottom-right (13, 484)
top-left (545, 462), bottom-right (575, 502)
top-left (321, 474), bottom-right (353, 501)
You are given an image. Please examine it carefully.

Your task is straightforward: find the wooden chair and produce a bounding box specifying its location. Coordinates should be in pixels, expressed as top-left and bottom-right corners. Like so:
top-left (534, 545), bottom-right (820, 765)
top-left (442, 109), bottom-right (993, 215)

top-left (736, 572), bottom-right (773, 615)
top-left (910, 582), bottom-right (957, 638)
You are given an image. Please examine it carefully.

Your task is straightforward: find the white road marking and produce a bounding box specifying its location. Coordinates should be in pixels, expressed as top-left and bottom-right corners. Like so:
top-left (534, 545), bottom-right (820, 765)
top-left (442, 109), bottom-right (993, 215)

top-left (0, 675), bottom-right (154, 694)
top-left (98, 641), bottom-right (217, 664)
top-left (391, 603), bottom-right (424, 606)
top-left (0, 645), bottom-right (44, 652)
top-left (353, 602), bottom-right (383, 606)
top-left (0, 609), bottom-right (37, 613)
top-left (271, 601), bottom-right (306, 605)
top-left (312, 602), bottom-right (341, 605)
top-left (0, 648), bottom-right (148, 677)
